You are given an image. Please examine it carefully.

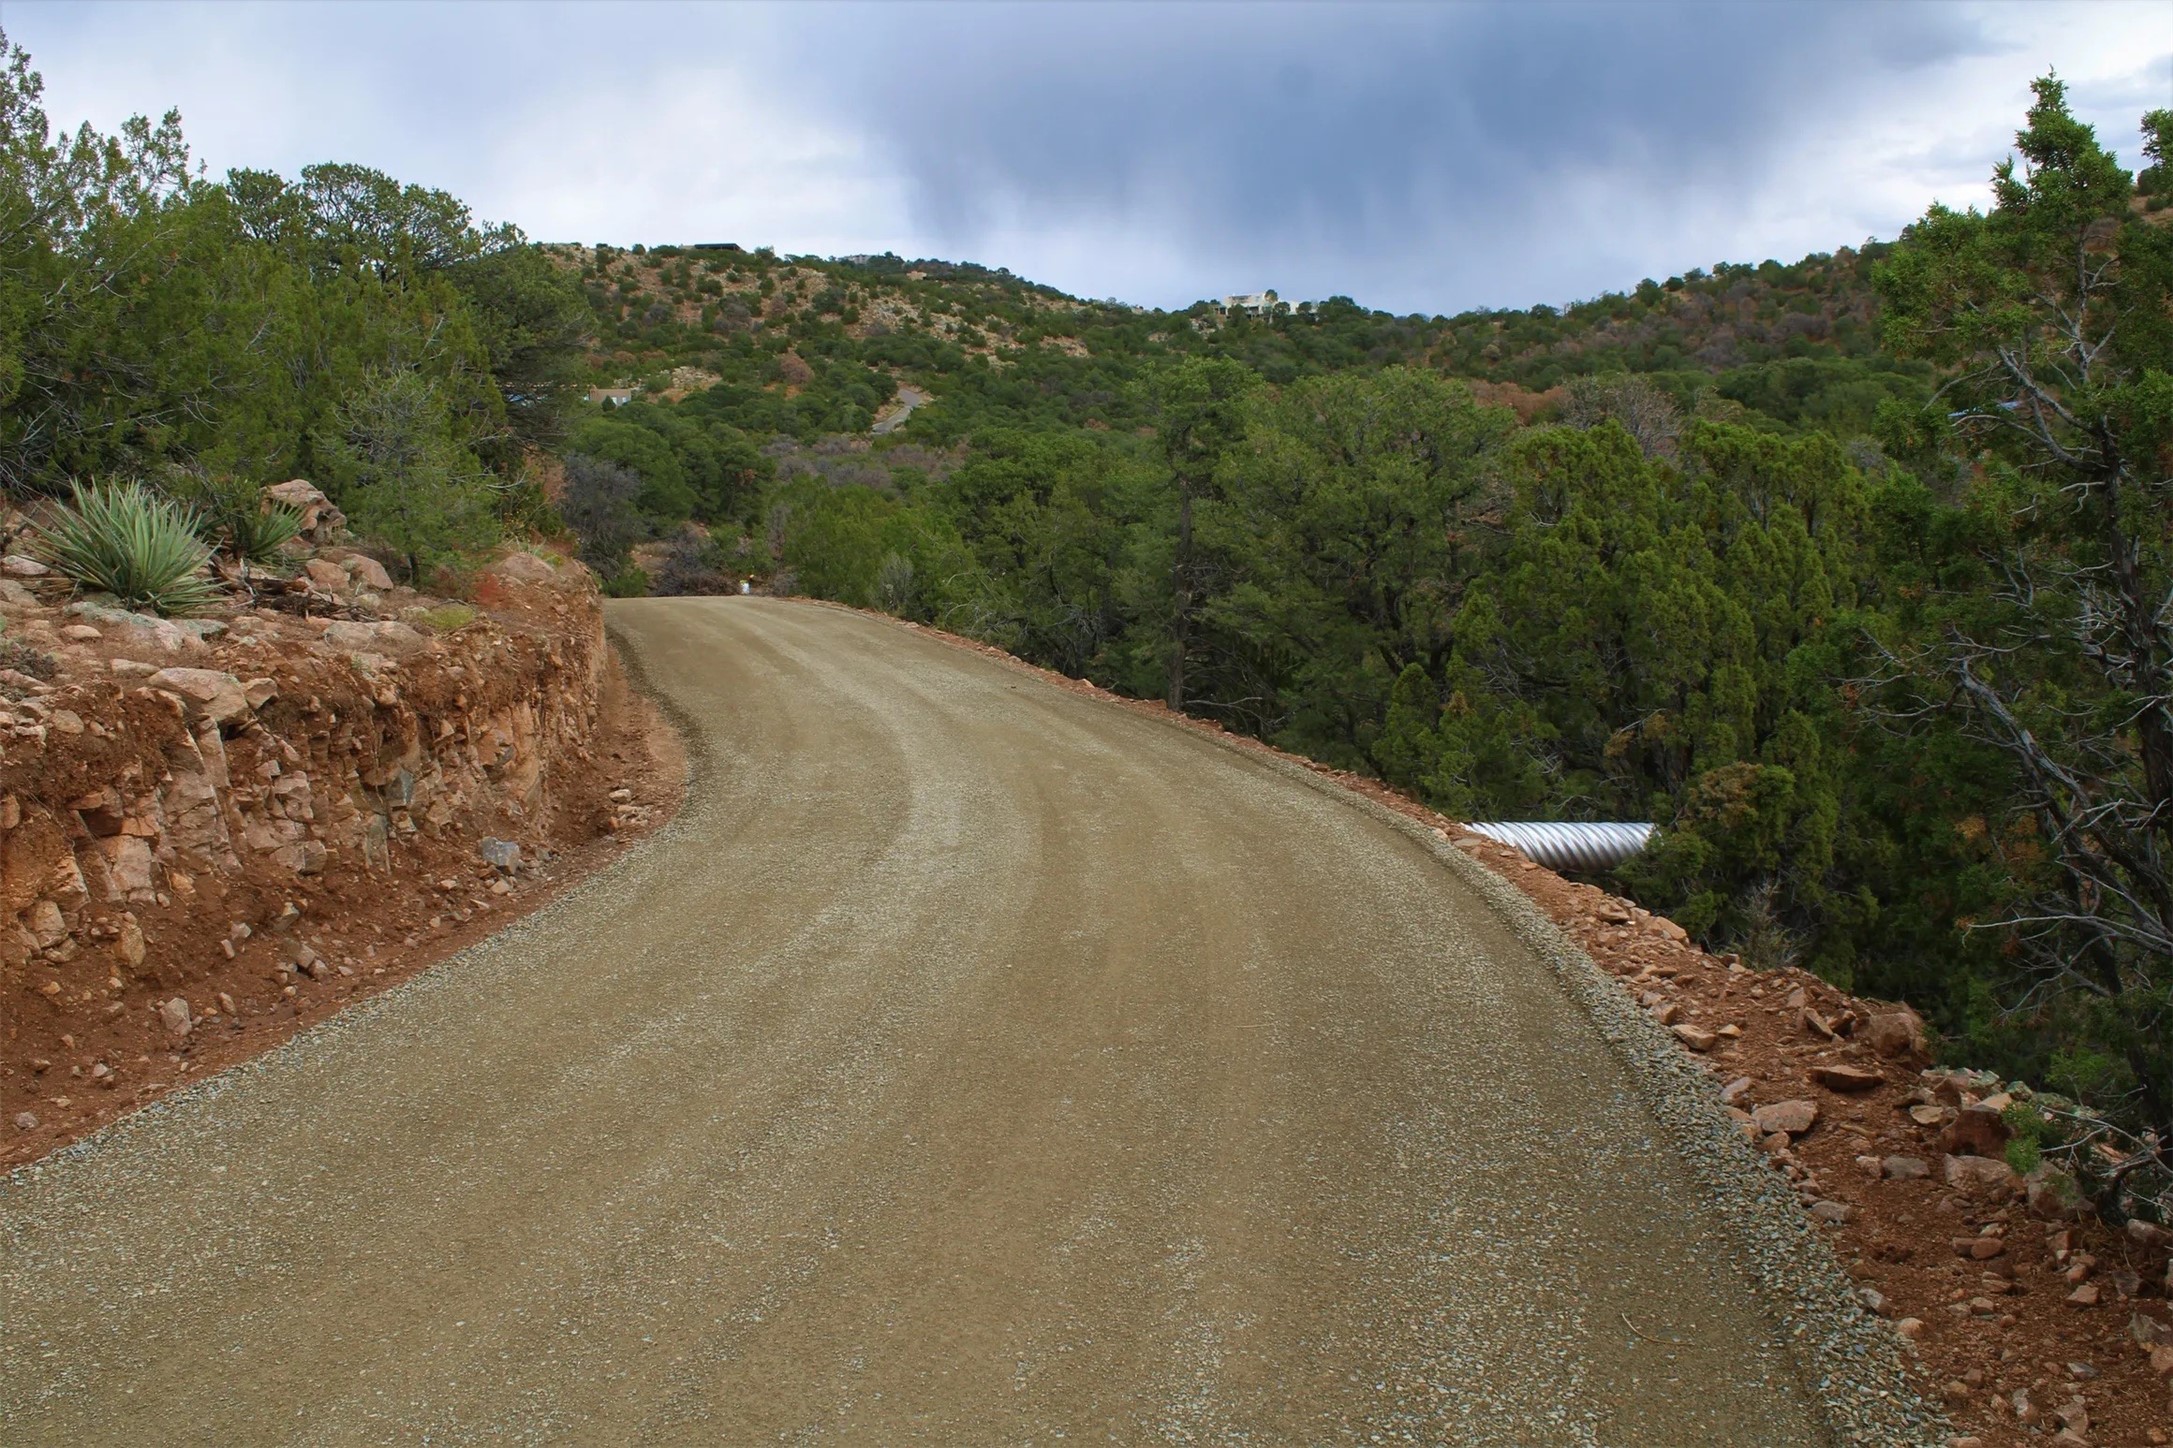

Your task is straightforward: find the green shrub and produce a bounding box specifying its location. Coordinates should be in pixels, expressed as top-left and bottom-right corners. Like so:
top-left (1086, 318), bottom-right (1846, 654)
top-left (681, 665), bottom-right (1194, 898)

top-left (0, 632), bottom-right (58, 682)
top-left (33, 481), bottom-right (219, 616)
top-left (602, 566), bottom-right (650, 597)
top-left (315, 369), bottom-right (500, 583)
top-left (418, 602), bottom-right (477, 631)
top-left (2002, 1102), bottom-right (2048, 1176)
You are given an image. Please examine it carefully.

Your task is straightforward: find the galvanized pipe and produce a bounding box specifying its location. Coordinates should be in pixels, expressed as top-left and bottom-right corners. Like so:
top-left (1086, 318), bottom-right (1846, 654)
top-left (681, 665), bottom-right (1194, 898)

top-left (1464, 821), bottom-right (1654, 873)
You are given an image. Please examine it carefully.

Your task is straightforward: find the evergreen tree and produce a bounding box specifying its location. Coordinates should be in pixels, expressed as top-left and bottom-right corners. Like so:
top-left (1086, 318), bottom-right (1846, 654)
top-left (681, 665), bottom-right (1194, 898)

top-left (1872, 79), bottom-right (2173, 1171)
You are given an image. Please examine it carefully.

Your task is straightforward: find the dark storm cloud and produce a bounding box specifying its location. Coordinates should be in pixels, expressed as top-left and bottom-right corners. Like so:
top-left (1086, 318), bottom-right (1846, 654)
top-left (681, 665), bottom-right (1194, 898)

top-left (765, 1), bottom-right (1992, 308)
top-left (10, 1), bottom-right (2150, 315)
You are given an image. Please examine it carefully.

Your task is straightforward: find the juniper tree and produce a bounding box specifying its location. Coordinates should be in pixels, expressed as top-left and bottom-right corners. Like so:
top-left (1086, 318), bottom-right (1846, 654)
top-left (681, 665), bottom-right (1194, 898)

top-left (1873, 80), bottom-right (2173, 1199)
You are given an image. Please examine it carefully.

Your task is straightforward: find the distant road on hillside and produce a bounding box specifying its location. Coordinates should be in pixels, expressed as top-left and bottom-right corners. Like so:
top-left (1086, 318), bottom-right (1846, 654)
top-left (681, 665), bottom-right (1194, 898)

top-left (871, 383), bottom-right (931, 435)
top-left (2, 599), bottom-right (1869, 1444)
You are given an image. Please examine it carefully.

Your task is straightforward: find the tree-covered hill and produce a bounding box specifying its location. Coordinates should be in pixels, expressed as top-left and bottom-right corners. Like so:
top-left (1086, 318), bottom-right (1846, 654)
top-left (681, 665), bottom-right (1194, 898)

top-left (554, 232), bottom-right (1931, 448)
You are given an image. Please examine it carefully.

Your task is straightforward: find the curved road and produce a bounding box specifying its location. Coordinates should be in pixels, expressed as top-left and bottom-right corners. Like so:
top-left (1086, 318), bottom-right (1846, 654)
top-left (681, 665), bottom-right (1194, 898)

top-left (3, 599), bottom-right (1830, 1445)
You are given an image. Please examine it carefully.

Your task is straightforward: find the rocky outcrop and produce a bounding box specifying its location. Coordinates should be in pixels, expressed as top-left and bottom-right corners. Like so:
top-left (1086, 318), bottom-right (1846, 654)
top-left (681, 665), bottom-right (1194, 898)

top-left (264, 479), bottom-right (346, 545)
top-left (2, 546), bottom-right (609, 1049)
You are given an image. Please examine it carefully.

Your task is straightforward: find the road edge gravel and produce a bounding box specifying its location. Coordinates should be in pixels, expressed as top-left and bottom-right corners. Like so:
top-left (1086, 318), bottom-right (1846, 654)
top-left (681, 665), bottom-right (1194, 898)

top-left (1170, 727), bottom-right (1950, 1448)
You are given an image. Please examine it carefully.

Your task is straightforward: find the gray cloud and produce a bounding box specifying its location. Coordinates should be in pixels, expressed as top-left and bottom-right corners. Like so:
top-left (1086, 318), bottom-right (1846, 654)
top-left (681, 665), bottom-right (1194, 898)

top-left (4, 1), bottom-right (2164, 315)
top-left (743, 1), bottom-right (1994, 307)
top-left (787, 4), bottom-right (1975, 234)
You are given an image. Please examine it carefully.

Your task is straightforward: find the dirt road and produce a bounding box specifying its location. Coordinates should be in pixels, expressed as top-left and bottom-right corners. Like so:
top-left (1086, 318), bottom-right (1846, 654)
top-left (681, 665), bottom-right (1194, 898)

top-left (870, 384), bottom-right (931, 436)
top-left (5, 599), bottom-right (1857, 1444)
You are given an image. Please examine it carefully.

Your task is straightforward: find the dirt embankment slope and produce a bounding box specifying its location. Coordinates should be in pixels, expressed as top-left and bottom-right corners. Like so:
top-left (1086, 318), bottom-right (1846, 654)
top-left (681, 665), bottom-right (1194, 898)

top-left (1, 543), bottom-right (679, 1169)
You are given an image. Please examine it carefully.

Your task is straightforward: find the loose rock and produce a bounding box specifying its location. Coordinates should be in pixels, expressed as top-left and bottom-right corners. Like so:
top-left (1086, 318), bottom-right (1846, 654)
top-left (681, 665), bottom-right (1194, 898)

top-left (157, 996), bottom-right (193, 1038)
top-left (1809, 1063), bottom-right (1882, 1093)
top-left (1751, 1099), bottom-right (1818, 1137)
top-left (1671, 1023), bottom-right (1716, 1052)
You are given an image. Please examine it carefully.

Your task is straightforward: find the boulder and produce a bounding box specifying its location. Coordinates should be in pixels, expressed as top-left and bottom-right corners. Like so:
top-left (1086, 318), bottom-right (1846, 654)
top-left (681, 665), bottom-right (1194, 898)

top-left (1752, 1100), bottom-right (1819, 1137)
top-left (1941, 1103), bottom-right (2013, 1158)
top-left (272, 841), bottom-right (327, 875)
top-left (1, 553), bottom-right (49, 577)
top-left (322, 620), bottom-right (428, 657)
top-left (27, 898), bottom-right (67, 949)
top-left (264, 479), bottom-right (345, 543)
top-left (342, 554), bottom-right (395, 592)
top-left (157, 996), bottom-right (192, 1038)
top-left (489, 550), bottom-right (559, 585)
top-left (146, 667), bottom-right (251, 726)
top-left (2126, 1219), bottom-right (2173, 1251)
top-left (478, 837), bottom-right (521, 873)
top-left (1864, 1003), bottom-right (1929, 1061)
top-left (302, 558), bottom-right (350, 595)
top-left (1812, 1063), bottom-right (1883, 1093)
top-left (1671, 1023), bottom-right (1717, 1052)
top-left (1944, 1153), bottom-right (2023, 1197)
top-left (2025, 1164), bottom-right (2091, 1221)
top-left (97, 836), bottom-right (156, 899)
top-left (65, 602), bottom-right (205, 656)
top-left (115, 913), bottom-right (145, 969)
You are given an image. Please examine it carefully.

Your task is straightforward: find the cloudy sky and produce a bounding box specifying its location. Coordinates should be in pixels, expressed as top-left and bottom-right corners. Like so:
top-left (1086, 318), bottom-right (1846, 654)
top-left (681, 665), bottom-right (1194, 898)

top-left (6, 1), bottom-right (2168, 315)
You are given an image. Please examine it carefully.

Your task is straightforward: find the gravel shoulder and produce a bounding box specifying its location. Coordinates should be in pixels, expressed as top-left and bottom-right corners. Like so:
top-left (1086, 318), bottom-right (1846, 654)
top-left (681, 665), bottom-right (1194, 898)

top-left (3, 598), bottom-right (1922, 1444)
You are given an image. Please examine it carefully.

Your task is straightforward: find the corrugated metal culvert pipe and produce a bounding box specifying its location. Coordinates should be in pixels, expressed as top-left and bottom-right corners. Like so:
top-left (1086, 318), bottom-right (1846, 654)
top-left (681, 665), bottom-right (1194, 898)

top-left (1465, 821), bottom-right (1654, 874)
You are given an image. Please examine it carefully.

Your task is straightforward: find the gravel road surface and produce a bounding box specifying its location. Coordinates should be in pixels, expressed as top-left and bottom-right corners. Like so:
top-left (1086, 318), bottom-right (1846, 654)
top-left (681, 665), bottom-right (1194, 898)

top-left (4, 598), bottom-right (1847, 1444)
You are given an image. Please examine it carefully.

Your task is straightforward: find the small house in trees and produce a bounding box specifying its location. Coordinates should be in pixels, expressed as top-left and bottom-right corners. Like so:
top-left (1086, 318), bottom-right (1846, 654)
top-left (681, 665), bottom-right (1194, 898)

top-left (1220, 291), bottom-right (1280, 316)
top-left (587, 387), bottom-right (636, 407)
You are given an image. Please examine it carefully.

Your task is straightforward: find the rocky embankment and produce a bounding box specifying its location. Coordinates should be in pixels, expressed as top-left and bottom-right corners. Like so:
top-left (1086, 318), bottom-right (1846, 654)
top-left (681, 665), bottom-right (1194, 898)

top-left (1473, 845), bottom-right (2173, 1448)
top-left (2, 486), bottom-right (667, 1167)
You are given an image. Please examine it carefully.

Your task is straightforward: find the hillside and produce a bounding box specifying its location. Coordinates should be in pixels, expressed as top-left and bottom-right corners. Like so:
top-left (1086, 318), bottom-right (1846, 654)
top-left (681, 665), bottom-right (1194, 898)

top-left (551, 237), bottom-right (1930, 446)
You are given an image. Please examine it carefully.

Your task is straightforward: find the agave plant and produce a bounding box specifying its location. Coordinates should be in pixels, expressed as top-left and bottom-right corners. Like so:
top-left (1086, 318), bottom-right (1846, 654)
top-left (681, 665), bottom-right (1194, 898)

top-left (33, 480), bottom-right (221, 617)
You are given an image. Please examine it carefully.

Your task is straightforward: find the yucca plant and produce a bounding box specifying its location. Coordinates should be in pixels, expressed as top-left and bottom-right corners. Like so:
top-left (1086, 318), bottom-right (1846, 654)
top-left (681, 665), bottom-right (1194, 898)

top-left (178, 472), bottom-right (304, 569)
top-left (33, 480), bottom-right (221, 616)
